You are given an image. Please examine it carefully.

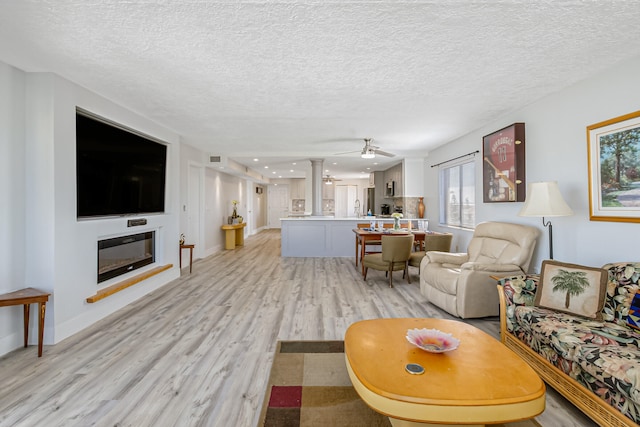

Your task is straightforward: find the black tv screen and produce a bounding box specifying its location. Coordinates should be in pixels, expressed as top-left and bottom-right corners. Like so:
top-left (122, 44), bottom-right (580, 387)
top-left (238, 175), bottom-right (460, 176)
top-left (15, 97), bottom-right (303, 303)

top-left (76, 110), bottom-right (167, 218)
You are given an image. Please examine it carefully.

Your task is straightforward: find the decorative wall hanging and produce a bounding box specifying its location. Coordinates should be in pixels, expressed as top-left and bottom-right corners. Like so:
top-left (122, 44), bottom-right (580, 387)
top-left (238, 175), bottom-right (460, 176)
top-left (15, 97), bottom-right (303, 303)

top-left (587, 110), bottom-right (640, 223)
top-left (482, 123), bottom-right (526, 203)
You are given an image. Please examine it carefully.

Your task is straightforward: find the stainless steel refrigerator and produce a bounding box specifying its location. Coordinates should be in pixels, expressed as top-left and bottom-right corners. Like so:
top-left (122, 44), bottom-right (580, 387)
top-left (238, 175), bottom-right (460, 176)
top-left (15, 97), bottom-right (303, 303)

top-left (366, 188), bottom-right (375, 215)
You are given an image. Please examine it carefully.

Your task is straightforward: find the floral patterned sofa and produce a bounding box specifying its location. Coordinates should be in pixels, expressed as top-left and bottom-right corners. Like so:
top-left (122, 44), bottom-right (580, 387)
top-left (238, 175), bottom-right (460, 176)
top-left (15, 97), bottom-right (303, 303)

top-left (497, 262), bottom-right (640, 427)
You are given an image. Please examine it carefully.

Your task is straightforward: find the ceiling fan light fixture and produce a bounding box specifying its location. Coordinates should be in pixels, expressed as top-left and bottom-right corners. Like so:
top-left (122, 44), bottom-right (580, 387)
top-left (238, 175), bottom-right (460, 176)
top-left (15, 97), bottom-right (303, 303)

top-left (361, 148), bottom-right (375, 159)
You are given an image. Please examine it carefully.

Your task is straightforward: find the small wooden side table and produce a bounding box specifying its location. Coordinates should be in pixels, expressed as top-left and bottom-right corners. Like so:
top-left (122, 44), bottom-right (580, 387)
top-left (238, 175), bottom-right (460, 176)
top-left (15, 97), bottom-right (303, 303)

top-left (179, 244), bottom-right (195, 274)
top-left (0, 288), bottom-right (50, 357)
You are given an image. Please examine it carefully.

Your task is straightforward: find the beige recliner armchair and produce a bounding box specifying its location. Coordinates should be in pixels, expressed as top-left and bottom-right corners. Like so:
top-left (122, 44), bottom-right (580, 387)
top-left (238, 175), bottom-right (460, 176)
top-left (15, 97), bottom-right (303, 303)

top-left (419, 221), bottom-right (538, 318)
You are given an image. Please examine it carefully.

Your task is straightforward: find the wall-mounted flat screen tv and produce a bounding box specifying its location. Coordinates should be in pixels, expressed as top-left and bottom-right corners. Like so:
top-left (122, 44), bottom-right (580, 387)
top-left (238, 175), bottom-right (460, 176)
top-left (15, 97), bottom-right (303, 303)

top-left (76, 109), bottom-right (167, 218)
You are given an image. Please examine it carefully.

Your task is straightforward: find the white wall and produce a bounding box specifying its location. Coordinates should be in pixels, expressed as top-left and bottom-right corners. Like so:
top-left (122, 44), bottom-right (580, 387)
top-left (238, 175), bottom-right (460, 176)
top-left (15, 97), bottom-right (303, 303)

top-left (424, 56), bottom-right (640, 271)
top-left (0, 62), bottom-right (27, 351)
top-left (203, 167), bottom-right (249, 255)
top-left (180, 142), bottom-right (255, 259)
top-left (179, 142), bottom-right (203, 253)
top-left (1, 62), bottom-right (182, 356)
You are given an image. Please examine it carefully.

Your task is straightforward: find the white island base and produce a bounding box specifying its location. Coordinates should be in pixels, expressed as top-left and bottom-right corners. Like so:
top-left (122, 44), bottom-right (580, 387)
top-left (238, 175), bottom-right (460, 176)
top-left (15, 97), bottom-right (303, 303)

top-left (281, 217), bottom-right (416, 257)
top-left (281, 217), bottom-right (364, 257)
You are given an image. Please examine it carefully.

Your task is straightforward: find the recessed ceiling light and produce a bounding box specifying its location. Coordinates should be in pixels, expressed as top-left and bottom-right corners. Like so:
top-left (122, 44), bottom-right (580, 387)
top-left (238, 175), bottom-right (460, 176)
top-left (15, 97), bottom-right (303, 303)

top-left (253, 158), bottom-right (259, 162)
top-left (332, 162), bottom-right (337, 165)
top-left (292, 162), bottom-right (296, 165)
top-left (366, 167), bottom-right (371, 170)
top-left (264, 166), bottom-right (269, 169)
top-left (272, 171), bottom-right (276, 174)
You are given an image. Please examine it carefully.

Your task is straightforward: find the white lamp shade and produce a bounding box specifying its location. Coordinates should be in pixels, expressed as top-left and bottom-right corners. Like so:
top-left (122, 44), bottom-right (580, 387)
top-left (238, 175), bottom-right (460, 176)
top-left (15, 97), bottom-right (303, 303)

top-left (518, 181), bottom-right (573, 217)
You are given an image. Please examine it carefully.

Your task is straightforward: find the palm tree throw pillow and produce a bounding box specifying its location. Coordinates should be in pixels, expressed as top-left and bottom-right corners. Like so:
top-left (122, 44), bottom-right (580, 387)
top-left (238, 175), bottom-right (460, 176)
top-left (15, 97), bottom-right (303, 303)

top-left (534, 260), bottom-right (608, 320)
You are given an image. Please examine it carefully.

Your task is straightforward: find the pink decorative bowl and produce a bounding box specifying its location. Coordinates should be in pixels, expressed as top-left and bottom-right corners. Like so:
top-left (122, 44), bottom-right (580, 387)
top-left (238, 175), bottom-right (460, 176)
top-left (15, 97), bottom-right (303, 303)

top-left (406, 328), bottom-right (460, 353)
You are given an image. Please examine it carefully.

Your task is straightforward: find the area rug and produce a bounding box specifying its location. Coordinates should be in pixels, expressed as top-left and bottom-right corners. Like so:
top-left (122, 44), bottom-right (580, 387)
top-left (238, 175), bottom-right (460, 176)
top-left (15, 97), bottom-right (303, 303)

top-left (258, 340), bottom-right (542, 427)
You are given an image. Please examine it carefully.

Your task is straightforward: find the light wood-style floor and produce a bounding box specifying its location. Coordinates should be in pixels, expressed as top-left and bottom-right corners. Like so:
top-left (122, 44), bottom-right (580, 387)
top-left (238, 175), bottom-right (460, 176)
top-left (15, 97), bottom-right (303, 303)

top-left (0, 230), bottom-right (597, 427)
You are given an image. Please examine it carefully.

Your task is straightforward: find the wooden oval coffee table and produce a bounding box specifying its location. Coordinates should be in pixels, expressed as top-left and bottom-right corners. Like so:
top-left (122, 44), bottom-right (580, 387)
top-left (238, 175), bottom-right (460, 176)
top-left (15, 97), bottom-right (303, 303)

top-left (345, 318), bottom-right (545, 426)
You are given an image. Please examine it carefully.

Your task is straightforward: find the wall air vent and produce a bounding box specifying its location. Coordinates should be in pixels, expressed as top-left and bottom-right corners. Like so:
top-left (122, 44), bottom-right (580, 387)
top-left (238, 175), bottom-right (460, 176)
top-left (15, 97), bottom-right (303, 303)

top-left (208, 154), bottom-right (228, 167)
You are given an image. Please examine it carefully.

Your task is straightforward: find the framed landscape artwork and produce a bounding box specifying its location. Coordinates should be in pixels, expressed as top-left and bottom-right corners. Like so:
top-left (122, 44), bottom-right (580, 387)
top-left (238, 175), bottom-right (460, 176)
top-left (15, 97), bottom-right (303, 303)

top-left (587, 110), bottom-right (640, 223)
top-left (482, 123), bottom-right (526, 203)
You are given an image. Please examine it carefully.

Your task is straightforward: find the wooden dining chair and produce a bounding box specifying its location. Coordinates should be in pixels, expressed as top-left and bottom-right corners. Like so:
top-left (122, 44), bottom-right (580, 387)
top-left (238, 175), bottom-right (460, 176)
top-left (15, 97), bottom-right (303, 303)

top-left (363, 234), bottom-right (414, 288)
top-left (357, 223), bottom-right (382, 255)
top-left (357, 222), bottom-right (408, 255)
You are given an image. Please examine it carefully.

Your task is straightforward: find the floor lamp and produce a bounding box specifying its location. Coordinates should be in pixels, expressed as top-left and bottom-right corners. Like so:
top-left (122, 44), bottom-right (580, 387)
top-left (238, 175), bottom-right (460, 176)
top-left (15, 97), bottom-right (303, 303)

top-left (518, 181), bottom-right (573, 260)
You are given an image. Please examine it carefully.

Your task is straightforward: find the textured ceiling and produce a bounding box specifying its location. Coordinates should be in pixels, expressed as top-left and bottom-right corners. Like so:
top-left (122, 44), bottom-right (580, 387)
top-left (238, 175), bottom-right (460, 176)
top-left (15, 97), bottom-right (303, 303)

top-left (2, 1), bottom-right (640, 179)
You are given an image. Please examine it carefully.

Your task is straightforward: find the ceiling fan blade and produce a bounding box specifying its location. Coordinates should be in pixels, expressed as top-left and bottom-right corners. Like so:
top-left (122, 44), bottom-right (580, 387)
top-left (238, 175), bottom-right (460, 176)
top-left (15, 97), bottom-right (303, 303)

top-left (376, 150), bottom-right (396, 157)
top-left (334, 150), bottom-right (360, 155)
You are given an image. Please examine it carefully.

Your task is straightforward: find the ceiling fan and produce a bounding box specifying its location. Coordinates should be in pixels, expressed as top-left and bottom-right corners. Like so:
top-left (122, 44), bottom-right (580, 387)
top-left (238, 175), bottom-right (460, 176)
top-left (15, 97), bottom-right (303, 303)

top-left (335, 138), bottom-right (396, 159)
top-left (323, 175), bottom-right (341, 185)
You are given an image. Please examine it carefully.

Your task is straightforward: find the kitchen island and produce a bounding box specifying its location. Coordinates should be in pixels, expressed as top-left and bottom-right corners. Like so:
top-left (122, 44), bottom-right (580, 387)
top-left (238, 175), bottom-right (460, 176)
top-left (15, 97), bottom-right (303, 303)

top-left (281, 217), bottom-right (421, 257)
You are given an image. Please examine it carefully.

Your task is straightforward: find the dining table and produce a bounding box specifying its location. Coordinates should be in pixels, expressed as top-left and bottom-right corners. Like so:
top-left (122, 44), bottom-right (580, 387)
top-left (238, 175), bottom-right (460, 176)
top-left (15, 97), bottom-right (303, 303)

top-left (352, 228), bottom-right (449, 276)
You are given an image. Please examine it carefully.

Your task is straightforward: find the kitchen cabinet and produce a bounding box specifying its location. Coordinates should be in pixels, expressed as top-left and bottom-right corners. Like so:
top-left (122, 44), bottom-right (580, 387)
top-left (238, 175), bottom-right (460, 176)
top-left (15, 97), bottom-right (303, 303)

top-left (395, 170), bottom-right (403, 197)
top-left (379, 159), bottom-right (425, 199)
top-left (368, 173), bottom-right (375, 188)
top-left (383, 163), bottom-right (403, 197)
top-left (290, 178), bottom-right (305, 199)
top-left (322, 182), bottom-right (335, 199)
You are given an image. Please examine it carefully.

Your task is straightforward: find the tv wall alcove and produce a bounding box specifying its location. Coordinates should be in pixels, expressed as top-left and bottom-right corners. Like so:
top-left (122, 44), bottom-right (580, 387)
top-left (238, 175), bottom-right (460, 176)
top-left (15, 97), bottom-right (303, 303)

top-left (75, 107), bottom-right (175, 304)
